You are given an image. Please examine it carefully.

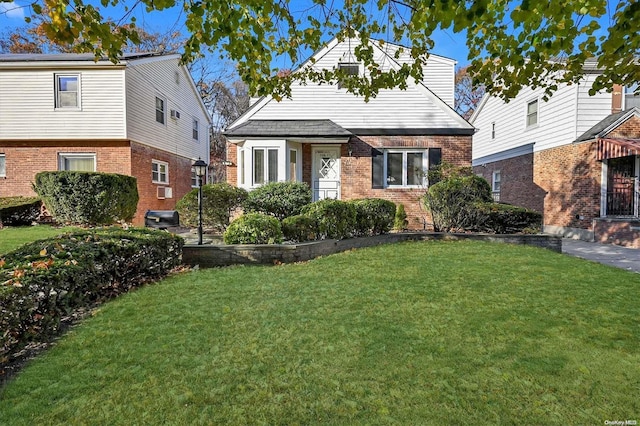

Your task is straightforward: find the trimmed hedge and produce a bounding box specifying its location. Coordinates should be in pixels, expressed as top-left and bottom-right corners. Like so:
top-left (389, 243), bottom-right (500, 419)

top-left (350, 198), bottom-right (396, 236)
top-left (0, 197), bottom-right (41, 227)
top-left (0, 228), bottom-right (183, 361)
top-left (33, 171), bottom-right (139, 225)
top-left (224, 213), bottom-right (283, 244)
top-left (282, 215), bottom-right (317, 243)
top-left (394, 203), bottom-right (408, 231)
top-left (301, 199), bottom-right (356, 240)
top-left (176, 183), bottom-right (247, 231)
top-left (468, 202), bottom-right (543, 234)
top-left (243, 182), bottom-right (312, 221)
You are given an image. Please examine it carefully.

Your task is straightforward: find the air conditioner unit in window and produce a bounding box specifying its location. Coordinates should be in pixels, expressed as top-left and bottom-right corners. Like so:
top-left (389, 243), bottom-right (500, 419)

top-left (157, 186), bottom-right (173, 199)
top-left (170, 109), bottom-right (181, 119)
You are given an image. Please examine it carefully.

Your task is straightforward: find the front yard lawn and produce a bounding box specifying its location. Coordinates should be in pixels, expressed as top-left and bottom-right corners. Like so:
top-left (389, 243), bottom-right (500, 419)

top-left (0, 225), bottom-right (77, 255)
top-left (1, 240), bottom-right (638, 425)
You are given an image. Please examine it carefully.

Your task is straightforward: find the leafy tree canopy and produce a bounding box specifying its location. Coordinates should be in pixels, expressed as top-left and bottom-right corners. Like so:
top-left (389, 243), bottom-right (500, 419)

top-left (1, 0), bottom-right (637, 101)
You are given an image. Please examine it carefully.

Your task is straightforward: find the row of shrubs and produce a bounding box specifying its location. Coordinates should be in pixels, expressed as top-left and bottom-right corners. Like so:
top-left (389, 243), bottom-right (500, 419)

top-left (0, 228), bottom-right (183, 360)
top-left (0, 197), bottom-right (42, 227)
top-left (224, 198), bottom-right (398, 244)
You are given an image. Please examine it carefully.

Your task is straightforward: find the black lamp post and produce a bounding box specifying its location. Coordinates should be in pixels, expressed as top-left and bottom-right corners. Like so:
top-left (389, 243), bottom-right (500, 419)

top-left (193, 158), bottom-right (208, 245)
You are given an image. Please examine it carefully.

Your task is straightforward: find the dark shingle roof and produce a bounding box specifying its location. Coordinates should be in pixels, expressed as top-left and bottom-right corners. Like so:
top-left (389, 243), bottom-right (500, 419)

top-left (575, 107), bottom-right (640, 142)
top-left (0, 52), bottom-right (165, 63)
top-left (224, 120), bottom-right (353, 138)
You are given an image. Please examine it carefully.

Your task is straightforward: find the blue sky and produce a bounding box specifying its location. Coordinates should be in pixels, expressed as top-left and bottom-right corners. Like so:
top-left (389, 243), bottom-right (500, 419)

top-left (0, 0), bottom-right (472, 66)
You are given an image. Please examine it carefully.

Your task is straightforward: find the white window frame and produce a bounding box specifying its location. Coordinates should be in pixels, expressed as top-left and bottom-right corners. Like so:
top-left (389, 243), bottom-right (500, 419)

top-left (0, 153), bottom-right (5, 177)
top-left (384, 149), bottom-right (427, 188)
top-left (54, 74), bottom-right (81, 109)
top-left (238, 148), bottom-right (245, 186)
top-left (253, 147), bottom-right (279, 186)
top-left (192, 118), bottom-right (199, 141)
top-left (492, 170), bottom-right (501, 201)
top-left (491, 122), bottom-right (496, 139)
top-left (191, 168), bottom-right (198, 188)
top-left (58, 153), bottom-right (96, 171)
top-left (526, 99), bottom-right (539, 128)
top-left (288, 148), bottom-right (300, 182)
top-left (152, 159), bottom-right (169, 184)
top-left (337, 62), bottom-right (360, 89)
top-left (155, 96), bottom-right (166, 125)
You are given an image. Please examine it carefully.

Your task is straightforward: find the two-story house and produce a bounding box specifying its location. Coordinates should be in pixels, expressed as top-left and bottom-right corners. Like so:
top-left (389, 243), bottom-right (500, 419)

top-left (224, 36), bottom-right (474, 229)
top-left (471, 61), bottom-right (640, 247)
top-left (0, 52), bottom-right (211, 225)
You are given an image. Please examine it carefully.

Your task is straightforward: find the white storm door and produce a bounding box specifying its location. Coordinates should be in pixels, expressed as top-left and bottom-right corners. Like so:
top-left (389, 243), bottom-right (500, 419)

top-left (312, 146), bottom-right (341, 201)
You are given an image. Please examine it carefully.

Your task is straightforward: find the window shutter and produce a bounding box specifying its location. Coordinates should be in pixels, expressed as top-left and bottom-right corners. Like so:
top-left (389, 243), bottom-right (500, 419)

top-left (428, 148), bottom-right (442, 168)
top-left (371, 148), bottom-right (384, 189)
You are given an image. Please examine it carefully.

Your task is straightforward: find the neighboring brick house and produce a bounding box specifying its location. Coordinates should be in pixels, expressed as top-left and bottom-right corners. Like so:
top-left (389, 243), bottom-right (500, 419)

top-left (471, 62), bottom-right (640, 247)
top-left (224, 37), bottom-right (474, 229)
top-left (0, 53), bottom-right (211, 225)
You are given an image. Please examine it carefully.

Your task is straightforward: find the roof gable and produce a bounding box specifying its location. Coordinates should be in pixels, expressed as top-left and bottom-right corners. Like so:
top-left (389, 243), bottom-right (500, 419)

top-left (575, 107), bottom-right (640, 142)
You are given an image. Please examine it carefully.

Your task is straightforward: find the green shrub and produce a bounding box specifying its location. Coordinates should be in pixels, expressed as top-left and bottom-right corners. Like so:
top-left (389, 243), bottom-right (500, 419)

top-left (33, 172), bottom-right (138, 225)
top-left (176, 183), bottom-right (247, 231)
top-left (223, 213), bottom-right (283, 244)
top-left (394, 203), bottom-right (408, 231)
top-left (301, 199), bottom-right (356, 240)
top-left (282, 215), bottom-right (317, 243)
top-left (0, 197), bottom-right (41, 227)
top-left (350, 198), bottom-right (396, 236)
top-left (243, 182), bottom-right (312, 220)
top-left (423, 174), bottom-right (492, 232)
top-left (0, 228), bottom-right (183, 361)
top-left (468, 202), bottom-right (543, 234)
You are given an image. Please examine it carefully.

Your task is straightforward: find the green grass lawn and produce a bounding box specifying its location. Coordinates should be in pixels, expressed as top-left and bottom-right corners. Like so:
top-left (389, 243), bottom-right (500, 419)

top-left (0, 225), bottom-right (78, 255)
top-left (1, 240), bottom-right (638, 425)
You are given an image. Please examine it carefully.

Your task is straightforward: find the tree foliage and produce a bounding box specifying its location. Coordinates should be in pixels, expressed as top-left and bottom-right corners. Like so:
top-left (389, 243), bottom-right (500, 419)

top-left (1, 0), bottom-right (637, 101)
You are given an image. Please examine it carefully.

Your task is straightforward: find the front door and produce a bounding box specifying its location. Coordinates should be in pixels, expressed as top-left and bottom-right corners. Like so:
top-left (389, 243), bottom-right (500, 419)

top-left (606, 156), bottom-right (638, 216)
top-left (312, 146), bottom-right (341, 201)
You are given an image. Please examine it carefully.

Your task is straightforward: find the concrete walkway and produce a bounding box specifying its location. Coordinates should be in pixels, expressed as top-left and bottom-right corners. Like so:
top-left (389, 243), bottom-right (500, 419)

top-left (561, 238), bottom-right (640, 273)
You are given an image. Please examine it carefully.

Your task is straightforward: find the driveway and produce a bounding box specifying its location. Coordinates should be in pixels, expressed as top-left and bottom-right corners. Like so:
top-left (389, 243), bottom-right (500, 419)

top-left (562, 238), bottom-right (640, 273)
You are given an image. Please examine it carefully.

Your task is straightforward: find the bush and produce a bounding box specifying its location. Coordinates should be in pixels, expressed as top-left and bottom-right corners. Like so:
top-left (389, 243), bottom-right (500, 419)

top-left (394, 203), bottom-right (408, 231)
top-left (282, 215), bottom-right (317, 243)
top-left (243, 182), bottom-right (312, 220)
top-left (33, 172), bottom-right (138, 225)
top-left (350, 198), bottom-right (396, 236)
top-left (176, 183), bottom-right (247, 231)
top-left (0, 197), bottom-right (41, 227)
top-left (423, 174), bottom-right (492, 232)
top-left (468, 202), bottom-right (543, 234)
top-left (223, 213), bottom-right (283, 244)
top-left (0, 228), bottom-right (183, 361)
top-left (301, 199), bottom-right (356, 240)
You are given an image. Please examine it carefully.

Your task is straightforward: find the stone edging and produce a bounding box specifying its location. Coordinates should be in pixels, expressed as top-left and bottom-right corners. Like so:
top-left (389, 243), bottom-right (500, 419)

top-left (182, 232), bottom-right (562, 268)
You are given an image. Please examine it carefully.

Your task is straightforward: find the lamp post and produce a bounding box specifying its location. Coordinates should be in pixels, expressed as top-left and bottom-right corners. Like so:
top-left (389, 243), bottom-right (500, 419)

top-left (193, 158), bottom-right (208, 245)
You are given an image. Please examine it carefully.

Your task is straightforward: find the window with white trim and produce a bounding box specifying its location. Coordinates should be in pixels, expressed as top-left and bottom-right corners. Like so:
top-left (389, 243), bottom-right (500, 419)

top-left (0, 154), bottom-right (5, 177)
top-left (385, 150), bottom-right (426, 187)
top-left (155, 96), bottom-right (166, 124)
top-left (337, 63), bottom-right (359, 88)
top-left (289, 149), bottom-right (298, 181)
top-left (526, 99), bottom-right (538, 127)
top-left (191, 168), bottom-right (198, 187)
top-left (492, 170), bottom-right (501, 201)
top-left (55, 74), bottom-right (80, 109)
top-left (253, 148), bottom-right (278, 185)
top-left (152, 160), bottom-right (169, 184)
top-left (239, 148), bottom-right (245, 185)
top-left (58, 153), bottom-right (96, 171)
top-left (491, 122), bottom-right (496, 139)
top-left (192, 118), bottom-right (199, 141)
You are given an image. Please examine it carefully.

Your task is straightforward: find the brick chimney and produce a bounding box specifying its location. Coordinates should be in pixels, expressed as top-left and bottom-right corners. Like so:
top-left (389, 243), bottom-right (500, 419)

top-left (612, 84), bottom-right (623, 114)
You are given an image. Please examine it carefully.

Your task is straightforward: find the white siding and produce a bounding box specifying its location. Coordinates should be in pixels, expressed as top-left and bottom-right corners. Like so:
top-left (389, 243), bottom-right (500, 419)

top-left (0, 68), bottom-right (126, 139)
top-left (125, 57), bottom-right (210, 161)
top-left (472, 76), bottom-right (614, 162)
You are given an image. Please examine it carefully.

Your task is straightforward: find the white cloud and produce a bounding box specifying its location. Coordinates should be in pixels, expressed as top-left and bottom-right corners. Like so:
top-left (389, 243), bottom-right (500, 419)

top-left (0, 2), bottom-right (25, 19)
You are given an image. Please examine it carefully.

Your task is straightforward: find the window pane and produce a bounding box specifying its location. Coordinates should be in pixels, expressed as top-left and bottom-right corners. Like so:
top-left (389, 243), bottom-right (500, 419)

top-left (155, 97), bottom-right (165, 124)
top-left (387, 153), bottom-right (403, 186)
top-left (254, 149), bottom-right (264, 185)
top-left (527, 100), bottom-right (538, 126)
top-left (0, 155), bottom-right (5, 176)
top-left (239, 150), bottom-right (245, 185)
top-left (289, 150), bottom-right (297, 181)
top-left (407, 153), bottom-right (424, 186)
top-left (193, 119), bottom-right (199, 140)
top-left (63, 156), bottom-right (94, 171)
top-left (268, 149), bottom-right (278, 182)
top-left (56, 76), bottom-right (78, 108)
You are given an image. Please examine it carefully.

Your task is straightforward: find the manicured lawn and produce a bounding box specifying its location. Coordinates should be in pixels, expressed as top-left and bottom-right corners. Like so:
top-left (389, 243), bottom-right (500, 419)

top-left (1, 240), bottom-right (638, 425)
top-left (0, 225), bottom-right (78, 255)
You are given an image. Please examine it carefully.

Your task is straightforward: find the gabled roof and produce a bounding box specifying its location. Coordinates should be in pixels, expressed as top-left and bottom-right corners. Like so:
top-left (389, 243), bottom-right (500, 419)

top-left (224, 120), bottom-right (352, 138)
top-left (575, 107), bottom-right (640, 142)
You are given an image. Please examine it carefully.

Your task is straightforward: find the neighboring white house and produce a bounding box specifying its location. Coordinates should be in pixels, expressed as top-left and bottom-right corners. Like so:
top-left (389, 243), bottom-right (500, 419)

top-left (471, 61), bottom-right (640, 247)
top-left (224, 36), bottom-right (474, 229)
top-left (0, 52), bottom-right (211, 224)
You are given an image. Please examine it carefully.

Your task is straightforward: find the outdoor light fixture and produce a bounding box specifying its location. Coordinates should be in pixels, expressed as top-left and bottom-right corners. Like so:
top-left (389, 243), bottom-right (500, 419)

top-left (193, 158), bottom-right (208, 245)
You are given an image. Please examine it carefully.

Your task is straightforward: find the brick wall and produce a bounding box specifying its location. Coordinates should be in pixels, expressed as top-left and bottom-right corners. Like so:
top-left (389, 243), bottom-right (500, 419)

top-left (608, 115), bottom-right (640, 138)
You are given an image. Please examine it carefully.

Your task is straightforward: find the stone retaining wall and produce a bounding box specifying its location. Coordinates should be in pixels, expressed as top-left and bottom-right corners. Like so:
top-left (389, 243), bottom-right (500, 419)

top-left (183, 233), bottom-right (562, 268)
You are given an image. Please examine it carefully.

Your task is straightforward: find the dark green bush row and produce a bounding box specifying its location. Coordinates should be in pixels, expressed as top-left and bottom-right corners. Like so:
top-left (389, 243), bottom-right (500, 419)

top-left (0, 228), bottom-right (183, 361)
top-left (223, 213), bottom-right (283, 244)
top-left (282, 215), bottom-right (317, 243)
top-left (176, 183), bottom-right (247, 231)
top-left (0, 197), bottom-right (41, 227)
top-left (468, 202), bottom-right (543, 234)
top-left (33, 172), bottom-right (139, 225)
top-left (351, 198), bottom-right (397, 236)
top-left (301, 199), bottom-right (357, 240)
top-left (243, 182), bottom-right (312, 221)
